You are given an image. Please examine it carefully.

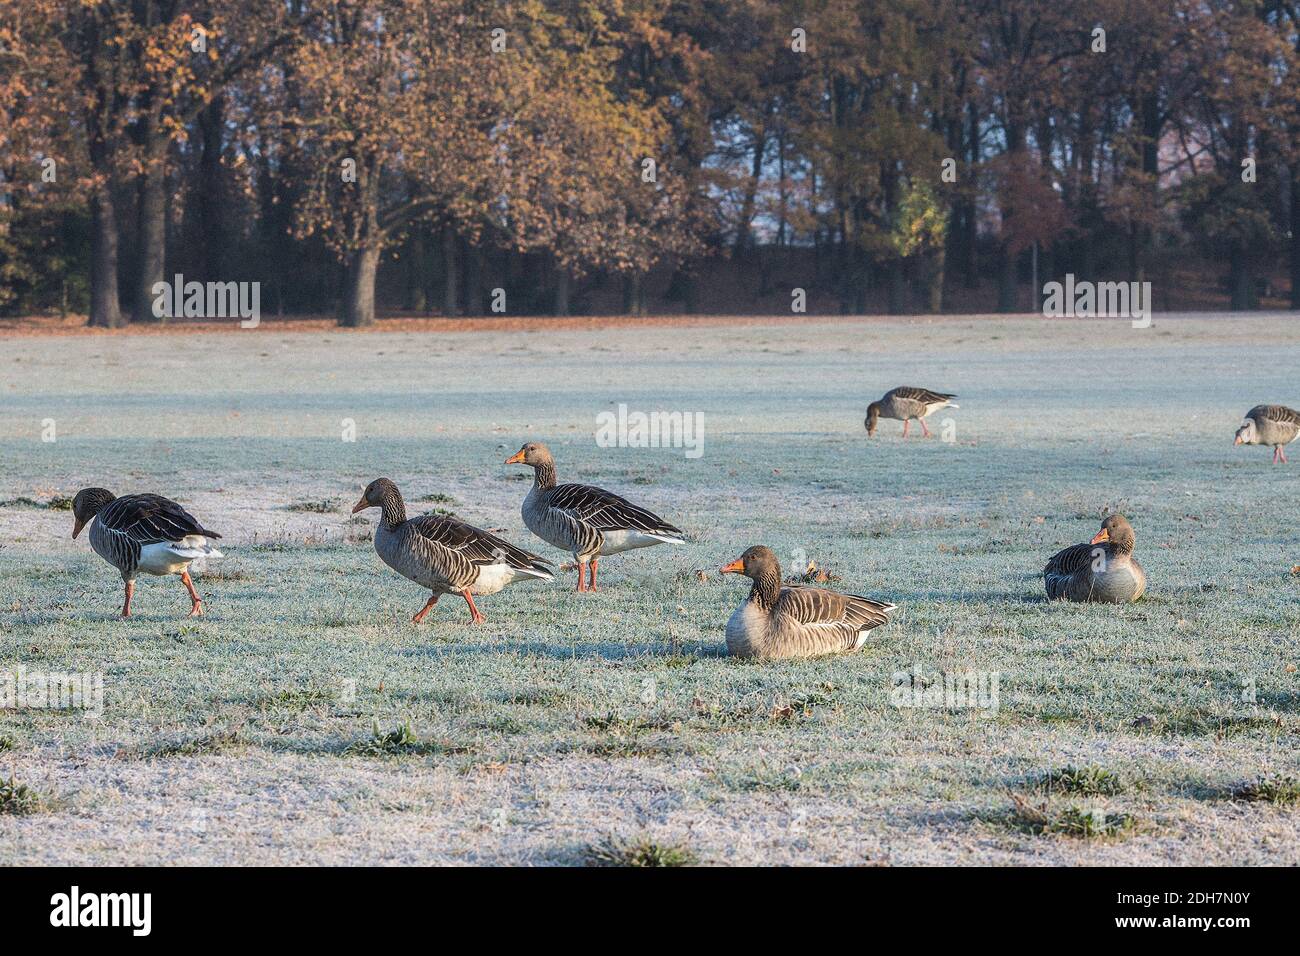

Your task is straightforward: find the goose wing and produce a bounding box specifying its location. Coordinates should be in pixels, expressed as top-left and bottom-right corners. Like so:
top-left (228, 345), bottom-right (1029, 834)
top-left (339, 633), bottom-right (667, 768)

top-left (892, 386), bottom-right (956, 405)
top-left (1043, 542), bottom-right (1095, 578)
top-left (775, 585), bottom-right (895, 648)
top-left (1248, 404), bottom-right (1300, 427)
top-left (547, 483), bottom-right (683, 538)
top-left (98, 494), bottom-right (220, 544)
top-left (407, 514), bottom-right (552, 573)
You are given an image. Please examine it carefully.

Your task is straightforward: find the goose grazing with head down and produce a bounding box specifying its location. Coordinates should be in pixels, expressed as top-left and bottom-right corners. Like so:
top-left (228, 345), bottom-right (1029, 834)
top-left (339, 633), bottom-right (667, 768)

top-left (505, 441), bottom-right (685, 592)
top-left (71, 488), bottom-right (223, 618)
top-left (352, 478), bottom-right (552, 624)
top-left (1043, 514), bottom-right (1146, 604)
top-left (719, 546), bottom-right (896, 660)
top-left (865, 386), bottom-right (959, 438)
top-left (1234, 404), bottom-right (1299, 464)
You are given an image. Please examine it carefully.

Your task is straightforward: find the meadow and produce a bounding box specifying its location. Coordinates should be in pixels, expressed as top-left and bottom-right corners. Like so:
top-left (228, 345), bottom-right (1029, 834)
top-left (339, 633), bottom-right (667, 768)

top-left (0, 313), bottom-right (1297, 865)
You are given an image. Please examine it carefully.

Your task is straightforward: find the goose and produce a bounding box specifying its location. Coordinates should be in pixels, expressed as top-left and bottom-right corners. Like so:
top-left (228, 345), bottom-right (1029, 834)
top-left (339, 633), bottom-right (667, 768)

top-left (71, 488), bottom-right (223, 618)
top-left (504, 441), bottom-right (685, 591)
top-left (1043, 514), bottom-right (1146, 604)
top-left (1234, 404), bottom-right (1299, 464)
top-left (718, 545), bottom-right (896, 660)
top-left (865, 386), bottom-right (959, 437)
top-left (351, 478), bottom-right (552, 624)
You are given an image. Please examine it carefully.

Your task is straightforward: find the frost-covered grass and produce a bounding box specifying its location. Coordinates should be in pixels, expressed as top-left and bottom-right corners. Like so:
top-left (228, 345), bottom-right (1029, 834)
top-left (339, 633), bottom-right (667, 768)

top-left (0, 313), bottom-right (1297, 864)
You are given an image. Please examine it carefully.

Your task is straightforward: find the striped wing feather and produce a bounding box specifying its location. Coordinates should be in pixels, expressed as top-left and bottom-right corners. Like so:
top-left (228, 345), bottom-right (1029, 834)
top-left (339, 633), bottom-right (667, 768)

top-left (98, 494), bottom-right (219, 544)
top-left (547, 483), bottom-right (683, 537)
top-left (892, 386), bottom-right (956, 405)
top-left (1044, 542), bottom-right (1094, 577)
top-left (406, 514), bottom-right (551, 572)
top-left (775, 585), bottom-right (894, 645)
top-left (1249, 404), bottom-right (1300, 427)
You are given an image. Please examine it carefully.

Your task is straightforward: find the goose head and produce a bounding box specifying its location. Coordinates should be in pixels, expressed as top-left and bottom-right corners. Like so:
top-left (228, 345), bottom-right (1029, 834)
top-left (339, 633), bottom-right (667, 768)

top-left (719, 545), bottom-right (781, 580)
top-left (1090, 513), bottom-right (1136, 554)
top-left (1234, 419), bottom-right (1258, 446)
top-left (505, 441), bottom-right (553, 468)
top-left (352, 477), bottom-right (400, 514)
top-left (71, 487), bottom-right (115, 538)
top-left (865, 402), bottom-right (882, 436)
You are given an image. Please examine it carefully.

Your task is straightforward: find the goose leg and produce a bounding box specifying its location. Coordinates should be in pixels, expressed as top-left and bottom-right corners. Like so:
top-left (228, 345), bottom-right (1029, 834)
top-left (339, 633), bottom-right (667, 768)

top-left (412, 593), bottom-right (439, 623)
top-left (920, 418), bottom-right (932, 438)
top-left (902, 419), bottom-right (910, 438)
top-left (1278, 445), bottom-right (1288, 464)
top-left (460, 589), bottom-right (485, 624)
top-left (589, 558), bottom-right (599, 592)
top-left (575, 561), bottom-right (588, 592)
top-left (121, 580), bottom-right (135, 618)
top-left (181, 570), bottom-right (204, 617)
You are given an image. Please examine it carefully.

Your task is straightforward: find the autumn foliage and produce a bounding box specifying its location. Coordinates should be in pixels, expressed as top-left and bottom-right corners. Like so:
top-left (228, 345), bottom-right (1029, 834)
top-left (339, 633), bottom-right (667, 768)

top-left (1, 0), bottom-right (1298, 324)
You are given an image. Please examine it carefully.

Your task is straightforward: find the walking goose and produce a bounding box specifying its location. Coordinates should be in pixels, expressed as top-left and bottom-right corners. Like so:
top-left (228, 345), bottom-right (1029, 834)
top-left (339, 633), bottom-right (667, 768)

top-left (1235, 404), bottom-right (1299, 463)
top-left (865, 386), bottom-right (959, 437)
top-left (1043, 514), bottom-right (1146, 604)
top-left (719, 546), bottom-right (896, 660)
top-left (71, 488), bottom-right (223, 618)
top-left (504, 441), bottom-right (685, 591)
top-left (351, 478), bottom-right (552, 624)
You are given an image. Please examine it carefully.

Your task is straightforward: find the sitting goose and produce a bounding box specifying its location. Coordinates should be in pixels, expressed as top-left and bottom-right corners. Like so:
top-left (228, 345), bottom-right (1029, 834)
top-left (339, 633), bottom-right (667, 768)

top-left (865, 386), bottom-right (959, 438)
top-left (71, 488), bottom-right (223, 618)
top-left (352, 478), bottom-right (552, 624)
top-left (719, 546), bottom-right (896, 660)
top-left (1234, 404), bottom-right (1299, 464)
top-left (505, 441), bottom-right (685, 591)
top-left (1043, 514), bottom-right (1146, 604)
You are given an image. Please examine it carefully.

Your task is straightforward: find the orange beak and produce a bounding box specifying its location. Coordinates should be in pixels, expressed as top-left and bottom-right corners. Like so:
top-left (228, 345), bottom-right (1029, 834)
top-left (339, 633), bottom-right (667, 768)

top-left (504, 450), bottom-right (526, 465)
top-left (1090, 528), bottom-right (1110, 545)
top-left (72, 518), bottom-right (85, 539)
top-left (1234, 435), bottom-right (1243, 445)
top-left (351, 496), bottom-right (369, 514)
top-left (719, 558), bottom-right (744, 575)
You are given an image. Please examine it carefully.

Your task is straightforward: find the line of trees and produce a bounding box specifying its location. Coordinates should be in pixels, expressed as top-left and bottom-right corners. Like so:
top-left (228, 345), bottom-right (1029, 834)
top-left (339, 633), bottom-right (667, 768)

top-left (2, 0), bottom-right (1299, 325)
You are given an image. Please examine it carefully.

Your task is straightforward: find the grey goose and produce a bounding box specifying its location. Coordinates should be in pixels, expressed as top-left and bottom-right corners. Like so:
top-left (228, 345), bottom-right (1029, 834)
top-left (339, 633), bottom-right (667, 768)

top-left (505, 441), bottom-right (685, 591)
top-left (1235, 404), bottom-right (1299, 463)
top-left (71, 488), bottom-right (223, 618)
top-left (719, 546), bottom-right (896, 660)
top-left (865, 386), bottom-right (959, 437)
top-left (1044, 514), bottom-right (1146, 604)
top-left (351, 478), bottom-right (552, 624)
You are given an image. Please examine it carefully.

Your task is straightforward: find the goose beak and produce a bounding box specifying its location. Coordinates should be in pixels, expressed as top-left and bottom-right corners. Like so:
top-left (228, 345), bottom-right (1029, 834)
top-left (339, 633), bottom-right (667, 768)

top-left (72, 518), bottom-right (85, 539)
top-left (1090, 528), bottom-right (1110, 545)
top-left (504, 450), bottom-right (526, 465)
top-left (1234, 435), bottom-right (1243, 445)
top-left (351, 497), bottom-right (369, 514)
top-left (719, 558), bottom-right (744, 575)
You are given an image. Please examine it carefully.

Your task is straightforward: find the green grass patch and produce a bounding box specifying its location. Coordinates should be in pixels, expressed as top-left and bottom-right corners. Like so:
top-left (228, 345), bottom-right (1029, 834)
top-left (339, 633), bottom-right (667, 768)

top-left (343, 719), bottom-right (467, 757)
top-left (1039, 764), bottom-right (1125, 796)
top-left (119, 729), bottom-right (245, 759)
top-left (1001, 792), bottom-right (1137, 840)
top-left (0, 774), bottom-right (51, 815)
top-left (1231, 774), bottom-right (1300, 806)
top-left (583, 835), bottom-right (698, 867)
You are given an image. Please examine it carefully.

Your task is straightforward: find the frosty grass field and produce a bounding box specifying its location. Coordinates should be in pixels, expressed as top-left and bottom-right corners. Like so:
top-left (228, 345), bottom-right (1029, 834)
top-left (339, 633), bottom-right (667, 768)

top-left (1, 313), bottom-right (1297, 866)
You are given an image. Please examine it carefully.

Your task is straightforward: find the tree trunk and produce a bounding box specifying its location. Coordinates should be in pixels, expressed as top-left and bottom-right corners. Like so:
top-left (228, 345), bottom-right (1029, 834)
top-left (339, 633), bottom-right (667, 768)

top-left (887, 260), bottom-right (905, 314)
top-left (88, 187), bottom-right (125, 328)
top-left (925, 246), bottom-right (945, 314)
top-left (133, 140), bottom-right (168, 323)
top-left (997, 247), bottom-right (1018, 312)
top-left (441, 226), bottom-right (459, 316)
top-left (197, 96), bottom-right (228, 281)
top-left (622, 272), bottom-right (644, 315)
top-left (553, 261), bottom-right (570, 317)
top-left (341, 242), bottom-right (381, 327)
top-left (1229, 246), bottom-right (1253, 311)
